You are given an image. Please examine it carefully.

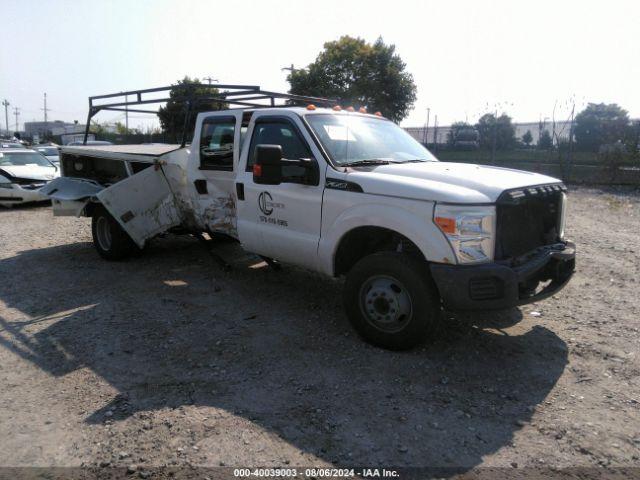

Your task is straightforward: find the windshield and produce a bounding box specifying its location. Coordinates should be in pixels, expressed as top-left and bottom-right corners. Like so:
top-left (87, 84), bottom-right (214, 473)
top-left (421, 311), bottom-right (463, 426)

top-left (36, 147), bottom-right (59, 156)
top-left (306, 114), bottom-right (437, 165)
top-left (0, 151), bottom-right (54, 167)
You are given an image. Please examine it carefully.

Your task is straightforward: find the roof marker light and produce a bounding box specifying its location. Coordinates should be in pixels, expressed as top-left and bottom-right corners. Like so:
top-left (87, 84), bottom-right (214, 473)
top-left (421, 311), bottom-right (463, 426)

top-left (306, 104), bottom-right (316, 110)
top-left (332, 105), bottom-right (342, 111)
top-left (346, 106), bottom-right (355, 112)
top-left (374, 111), bottom-right (383, 117)
top-left (359, 107), bottom-right (367, 113)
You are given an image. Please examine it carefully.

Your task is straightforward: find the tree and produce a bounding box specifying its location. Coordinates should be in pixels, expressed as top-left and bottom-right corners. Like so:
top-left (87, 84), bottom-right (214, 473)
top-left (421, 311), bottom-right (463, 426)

top-left (158, 77), bottom-right (227, 142)
top-left (538, 129), bottom-right (553, 149)
top-left (446, 122), bottom-right (470, 146)
top-left (287, 36), bottom-right (417, 122)
top-left (574, 103), bottom-right (630, 151)
top-left (475, 113), bottom-right (516, 150)
top-left (522, 130), bottom-right (533, 147)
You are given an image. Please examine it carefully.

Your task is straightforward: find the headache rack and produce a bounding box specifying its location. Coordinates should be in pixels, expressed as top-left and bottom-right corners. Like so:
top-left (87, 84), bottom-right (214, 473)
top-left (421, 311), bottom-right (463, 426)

top-left (83, 83), bottom-right (338, 146)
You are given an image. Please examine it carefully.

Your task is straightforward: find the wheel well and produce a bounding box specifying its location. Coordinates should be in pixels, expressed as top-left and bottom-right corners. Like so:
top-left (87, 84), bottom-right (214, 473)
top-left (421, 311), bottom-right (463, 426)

top-left (333, 226), bottom-right (425, 276)
top-left (83, 200), bottom-right (101, 218)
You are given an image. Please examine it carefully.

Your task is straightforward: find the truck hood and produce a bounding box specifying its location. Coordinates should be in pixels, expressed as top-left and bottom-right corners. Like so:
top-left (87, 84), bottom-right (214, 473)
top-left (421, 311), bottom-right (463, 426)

top-left (345, 161), bottom-right (562, 203)
top-left (0, 164), bottom-right (58, 182)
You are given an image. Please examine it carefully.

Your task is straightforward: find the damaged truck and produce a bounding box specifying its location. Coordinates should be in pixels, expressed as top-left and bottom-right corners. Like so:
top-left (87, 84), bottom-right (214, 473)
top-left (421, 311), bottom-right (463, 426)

top-left (42, 84), bottom-right (575, 350)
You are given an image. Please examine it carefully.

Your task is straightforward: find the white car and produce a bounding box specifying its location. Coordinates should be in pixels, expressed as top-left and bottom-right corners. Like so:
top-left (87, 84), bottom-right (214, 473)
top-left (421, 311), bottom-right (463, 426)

top-left (33, 145), bottom-right (60, 166)
top-left (0, 149), bottom-right (59, 206)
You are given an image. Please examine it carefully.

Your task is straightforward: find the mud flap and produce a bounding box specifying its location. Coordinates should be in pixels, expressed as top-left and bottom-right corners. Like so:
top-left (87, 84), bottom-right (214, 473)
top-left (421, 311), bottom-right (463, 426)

top-left (96, 166), bottom-right (182, 248)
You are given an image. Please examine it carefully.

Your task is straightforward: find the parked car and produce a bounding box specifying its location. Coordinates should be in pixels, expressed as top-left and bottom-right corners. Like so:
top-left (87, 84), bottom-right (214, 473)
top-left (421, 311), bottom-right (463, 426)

top-left (66, 140), bottom-right (113, 146)
top-left (33, 145), bottom-right (60, 165)
top-left (1, 141), bottom-right (27, 149)
top-left (0, 149), bottom-right (59, 206)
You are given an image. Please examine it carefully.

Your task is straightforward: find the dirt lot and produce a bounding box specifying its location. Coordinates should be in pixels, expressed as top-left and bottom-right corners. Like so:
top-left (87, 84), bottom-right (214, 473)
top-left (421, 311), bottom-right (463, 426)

top-left (0, 186), bottom-right (639, 478)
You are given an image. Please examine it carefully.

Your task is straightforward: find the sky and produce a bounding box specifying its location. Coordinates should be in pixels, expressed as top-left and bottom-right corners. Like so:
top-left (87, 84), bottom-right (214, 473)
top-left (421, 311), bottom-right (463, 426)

top-left (1, 0), bottom-right (639, 132)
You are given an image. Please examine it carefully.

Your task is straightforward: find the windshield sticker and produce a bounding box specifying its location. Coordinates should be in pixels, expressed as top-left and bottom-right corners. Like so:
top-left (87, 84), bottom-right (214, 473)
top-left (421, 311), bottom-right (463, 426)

top-left (324, 125), bottom-right (356, 142)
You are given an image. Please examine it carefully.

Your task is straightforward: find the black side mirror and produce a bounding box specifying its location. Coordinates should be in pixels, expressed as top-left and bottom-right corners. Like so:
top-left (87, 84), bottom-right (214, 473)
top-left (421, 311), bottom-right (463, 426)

top-left (254, 144), bottom-right (282, 185)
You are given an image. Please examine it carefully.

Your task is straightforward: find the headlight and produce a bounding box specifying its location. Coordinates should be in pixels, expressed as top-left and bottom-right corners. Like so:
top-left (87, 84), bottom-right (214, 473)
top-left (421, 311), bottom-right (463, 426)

top-left (0, 175), bottom-right (14, 189)
top-left (434, 204), bottom-right (496, 264)
top-left (558, 192), bottom-right (567, 240)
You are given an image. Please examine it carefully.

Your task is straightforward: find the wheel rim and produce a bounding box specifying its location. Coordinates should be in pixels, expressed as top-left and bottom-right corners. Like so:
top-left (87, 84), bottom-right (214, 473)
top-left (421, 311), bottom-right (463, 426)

top-left (359, 275), bottom-right (413, 333)
top-left (95, 216), bottom-right (112, 251)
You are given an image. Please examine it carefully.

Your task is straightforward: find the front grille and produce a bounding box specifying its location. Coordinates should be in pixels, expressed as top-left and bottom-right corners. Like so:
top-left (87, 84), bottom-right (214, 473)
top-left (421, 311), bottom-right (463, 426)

top-left (20, 182), bottom-right (46, 190)
top-left (495, 183), bottom-right (566, 260)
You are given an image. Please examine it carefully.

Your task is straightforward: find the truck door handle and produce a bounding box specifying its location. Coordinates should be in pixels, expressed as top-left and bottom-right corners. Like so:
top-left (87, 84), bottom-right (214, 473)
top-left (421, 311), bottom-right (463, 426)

top-left (236, 182), bottom-right (245, 200)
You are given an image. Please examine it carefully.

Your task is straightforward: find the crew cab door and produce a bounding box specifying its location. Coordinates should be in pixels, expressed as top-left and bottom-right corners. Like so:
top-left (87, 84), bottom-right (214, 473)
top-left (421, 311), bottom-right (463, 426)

top-left (236, 113), bottom-right (326, 270)
top-left (186, 110), bottom-right (244, 236)
top-left (97, 164), bottom-right (182, 248)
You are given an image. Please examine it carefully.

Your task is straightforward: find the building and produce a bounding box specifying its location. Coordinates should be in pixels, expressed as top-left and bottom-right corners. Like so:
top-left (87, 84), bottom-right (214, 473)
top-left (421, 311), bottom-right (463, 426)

top-left (24, 120), bottom-right (81, 137)
top-left (405, 120), bottom-right (576, 146)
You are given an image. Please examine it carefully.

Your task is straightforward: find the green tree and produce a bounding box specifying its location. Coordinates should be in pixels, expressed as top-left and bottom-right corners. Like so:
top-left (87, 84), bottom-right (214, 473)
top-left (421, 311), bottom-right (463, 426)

top-left (538, 129), bottom-right (553, 149)
top-left (475, 113), bottom-right (516, 150)
top-left (522, 130), bottom-right (533, 147)
top-left (287, 36), bottom-right (417, 122)
top-left (574, 103), bottom-right (630, 151)
top-left (158, 77), bottom-right (227, 142)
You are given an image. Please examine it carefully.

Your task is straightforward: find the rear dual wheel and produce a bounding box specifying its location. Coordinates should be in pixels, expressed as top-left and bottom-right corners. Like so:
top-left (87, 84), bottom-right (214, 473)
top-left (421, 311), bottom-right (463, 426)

top-left (343, 252), bottom-right (440, 350)
top-left (91, 205), bottom-right (139, 260)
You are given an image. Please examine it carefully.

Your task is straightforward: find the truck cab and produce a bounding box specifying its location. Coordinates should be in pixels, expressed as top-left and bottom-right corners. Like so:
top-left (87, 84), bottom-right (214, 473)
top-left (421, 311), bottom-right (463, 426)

top-left (43, 86), bottom-right (575, 350)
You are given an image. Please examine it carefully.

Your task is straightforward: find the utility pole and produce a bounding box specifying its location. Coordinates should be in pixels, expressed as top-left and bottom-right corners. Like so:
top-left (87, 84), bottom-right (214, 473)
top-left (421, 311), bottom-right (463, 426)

top-left (423, 108), bottom-right (430, 146)
top-left (432, 115), bottom-right (438, 153)
top-left (13, 107), bottom-right (20, 133)
top-left (125, 94), bottom-right (129, 136)
top-left (491, 109), bottom-right (497, 164)
top-left (281, 64), bottom-right (295, 73)
top-left (566, 102), bottom-right (575, 180)
top-left (41, 92), bottom-right (50, 138)
top-left (2, 99), bottom-right (9, 135)
top-left (203, 76), bottom-right (218, 85)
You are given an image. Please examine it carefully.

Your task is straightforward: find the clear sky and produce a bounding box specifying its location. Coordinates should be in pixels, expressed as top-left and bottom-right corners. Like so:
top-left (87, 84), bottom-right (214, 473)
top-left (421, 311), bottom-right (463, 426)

top-left (1, 0), bottom-right (638, 132)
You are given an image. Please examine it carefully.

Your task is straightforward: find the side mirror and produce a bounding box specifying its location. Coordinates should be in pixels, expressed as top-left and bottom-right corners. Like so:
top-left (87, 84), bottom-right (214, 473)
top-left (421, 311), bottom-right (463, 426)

top-left (253, 144), bottom-right (282, 185)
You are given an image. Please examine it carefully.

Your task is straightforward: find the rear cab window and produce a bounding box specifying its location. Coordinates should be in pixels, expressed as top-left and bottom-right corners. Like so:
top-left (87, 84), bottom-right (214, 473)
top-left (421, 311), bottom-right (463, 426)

top-left (199, 116), bottom-right (236, 171)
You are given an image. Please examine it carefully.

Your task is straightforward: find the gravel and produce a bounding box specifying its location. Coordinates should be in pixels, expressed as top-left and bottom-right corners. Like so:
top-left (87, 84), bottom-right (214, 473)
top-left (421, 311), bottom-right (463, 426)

top-left (0, 186), bottom-right (638, 474)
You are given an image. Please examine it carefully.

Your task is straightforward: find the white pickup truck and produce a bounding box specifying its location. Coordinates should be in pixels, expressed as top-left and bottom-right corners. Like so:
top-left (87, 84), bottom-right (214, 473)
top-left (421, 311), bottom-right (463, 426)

top-left (43, 85), bottom-right (575, 350)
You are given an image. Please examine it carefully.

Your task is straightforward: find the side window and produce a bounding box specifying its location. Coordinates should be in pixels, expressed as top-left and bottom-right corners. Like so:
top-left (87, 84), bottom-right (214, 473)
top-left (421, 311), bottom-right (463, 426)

top-left (199, 116), bottom-right (236, 170)
top-left (246, 120), bottom-right (312, 172)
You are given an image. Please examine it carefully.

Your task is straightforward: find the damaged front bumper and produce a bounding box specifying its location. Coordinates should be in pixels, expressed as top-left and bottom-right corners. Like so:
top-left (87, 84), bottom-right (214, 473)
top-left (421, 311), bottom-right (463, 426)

top-left (0, 181), bottom-right (50, 205)
top-left (430, 241), bottom-right (576, 310)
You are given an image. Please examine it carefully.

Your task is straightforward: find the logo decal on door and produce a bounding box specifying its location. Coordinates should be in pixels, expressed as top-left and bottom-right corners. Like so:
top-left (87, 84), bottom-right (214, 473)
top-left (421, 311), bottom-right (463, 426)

top-left (258, 191), bottom-right (274, 215)
top-left (257, 191), bottom-right (287, 226)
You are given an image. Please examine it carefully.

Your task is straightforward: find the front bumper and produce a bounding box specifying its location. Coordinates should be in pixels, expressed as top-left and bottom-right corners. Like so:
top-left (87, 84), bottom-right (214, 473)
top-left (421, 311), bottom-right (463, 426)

top-left (0, 184), bottom-right (50, 204)
top-left (430, 241), bottom-right (575, 310)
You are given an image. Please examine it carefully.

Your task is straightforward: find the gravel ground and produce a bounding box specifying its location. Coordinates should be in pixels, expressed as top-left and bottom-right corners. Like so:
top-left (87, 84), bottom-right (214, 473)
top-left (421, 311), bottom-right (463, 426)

top-left (0, 186), bottom-right (638, 478)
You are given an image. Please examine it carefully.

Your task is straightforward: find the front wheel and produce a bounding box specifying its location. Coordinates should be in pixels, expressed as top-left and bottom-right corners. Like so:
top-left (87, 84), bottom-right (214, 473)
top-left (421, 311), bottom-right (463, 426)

top-left (343, 252), bottom-right (441, 350)
top-left (91, 205), bottom-right (139, 260)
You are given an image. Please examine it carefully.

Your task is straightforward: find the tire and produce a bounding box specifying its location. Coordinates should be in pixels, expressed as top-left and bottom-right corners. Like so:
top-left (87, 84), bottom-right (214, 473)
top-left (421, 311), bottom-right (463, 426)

top-left (343, 252), bottom-right (441, 350)
top-left (91, 205), bottom-right (139, 260)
